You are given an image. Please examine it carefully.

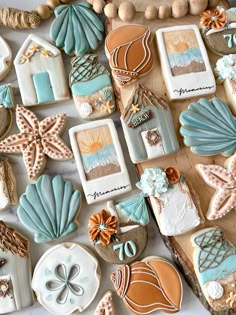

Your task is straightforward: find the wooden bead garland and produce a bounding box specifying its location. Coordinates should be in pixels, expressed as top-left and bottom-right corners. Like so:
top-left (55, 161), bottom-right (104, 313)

top-left (0, 0), bottom-right (72, 29)
top-left (88, 0), bottom-right (221, 21)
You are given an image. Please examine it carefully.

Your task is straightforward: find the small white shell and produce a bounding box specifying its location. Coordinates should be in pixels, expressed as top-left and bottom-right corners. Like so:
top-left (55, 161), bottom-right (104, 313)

top-left (205, 281), bottom-right (224, 300)
top-left (80, 102), bottom-right (93, 117)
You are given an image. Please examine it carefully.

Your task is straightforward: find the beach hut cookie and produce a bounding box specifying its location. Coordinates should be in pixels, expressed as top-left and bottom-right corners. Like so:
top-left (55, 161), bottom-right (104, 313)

top-left (215, 54), bottom-right (236, 113)
top-left (69, 55), bottom-right (115, 120)
top-left (105, 25), bottom-right (153, 88)
top-left (14, 34), bottom-right (69, 106)
top-left (0, 158), bottom-right (18, 211)
top-left (192, 227), bottom-right (236, 311)
top-left (0, 37), bottom-right (12, 81)
top-left (180, 97), bottom-right (236, 157)
top-left (0, 221), bottom-right (34, 314)
top-left (32, 242), bottom-right (100, 315)
top-left (50, 3), bottom-right (104, 55)
top-left (200, 7), bottom-right (236, 56)
top-left (156, 24), bottom-right (216, 100)
top-left (0, 84), bottom-right (14, 140)
top-left (0, 105), bottom-right (73, 180)
top-left (136, 167), bottom-right (202, 236)
top-left (121, 84), bottom-right (179, 163)
top-left (88, 199), bottom-right (148, 264)
top-left (69, 119), bottom-right (131, 204)
top-left (17, 175), bottom-right (82, 243)
top-left (196, 153), bottom-right (236, 220)
top-left (111, 256), bottom-right (183, 314)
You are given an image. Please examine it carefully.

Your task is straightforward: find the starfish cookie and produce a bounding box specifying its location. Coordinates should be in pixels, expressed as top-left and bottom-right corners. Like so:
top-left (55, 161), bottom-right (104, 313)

top-left (0, 105), bottom-right (73, 180)
top-left (196, 154), bottom-right (236, 220)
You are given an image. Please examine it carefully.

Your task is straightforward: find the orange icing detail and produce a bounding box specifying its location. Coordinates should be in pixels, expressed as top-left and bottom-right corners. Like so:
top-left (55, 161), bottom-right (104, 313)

top-left (111, 257), bottom-right (182, 314)
top-left (200, 10), bottom-right (227, 29)
top-left (165, 167), bottom-right (181, 184)
top-left (89, 209), bottom-right (117, 246)
top-left (105, 25), bottom-right (153, 88)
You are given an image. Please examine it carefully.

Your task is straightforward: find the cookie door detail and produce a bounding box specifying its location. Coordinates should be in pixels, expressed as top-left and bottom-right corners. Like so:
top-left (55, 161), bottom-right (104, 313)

top-left (33, 72), bottom-right (55, 103)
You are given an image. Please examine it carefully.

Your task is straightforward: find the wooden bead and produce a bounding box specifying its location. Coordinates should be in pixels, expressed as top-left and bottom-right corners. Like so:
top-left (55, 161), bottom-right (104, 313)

top-left (188, 0), bottom-right (208, 15)
top-left (86, 0), bottom-right (95, 4)
top-left (158, 5), bottom-right (171, 19)
top-left (144, 5), bottom-right (158, 20)
top-left (104, 3), bottom-right (118, 19)
top-left (172, 0), bottom-right (188, 18)
top-left (37, 4), bottom-right (51, 20)
top-left (46, 0), bottom-right (60, 9)
top-left (208, 0), bottom-right (220, 8)
top-left (118, 1), bottom-right (136, 22)
top-left (60, 0), bottom-right (70, 3)
top-left (93, 0), bottom-right (106, 14)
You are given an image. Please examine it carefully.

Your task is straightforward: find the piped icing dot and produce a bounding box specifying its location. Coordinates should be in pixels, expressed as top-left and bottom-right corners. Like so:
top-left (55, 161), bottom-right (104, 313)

top-left (205, 281), bottom-right (224, 300)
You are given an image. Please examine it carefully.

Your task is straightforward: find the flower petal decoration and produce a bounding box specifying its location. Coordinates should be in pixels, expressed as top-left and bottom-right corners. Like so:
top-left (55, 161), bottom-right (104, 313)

top-left (180, 97), bottom-right (236, 156)
top-left (17, 175), bottom-right (82, 243)
top-left (200, 9), bottom-right (227, 29)
top-left (0, 105), bottom-right (73, 180)
top-left (50, 3), bottom-right (104, 55)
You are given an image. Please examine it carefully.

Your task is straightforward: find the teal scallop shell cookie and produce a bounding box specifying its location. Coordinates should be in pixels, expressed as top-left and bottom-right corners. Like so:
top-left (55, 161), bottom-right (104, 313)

top-left (50, 3), bottom-right (104, 55)
top-left (180, 97), bottom-right (236, 156)
top-left (17, 175), bottom-right (82, 243)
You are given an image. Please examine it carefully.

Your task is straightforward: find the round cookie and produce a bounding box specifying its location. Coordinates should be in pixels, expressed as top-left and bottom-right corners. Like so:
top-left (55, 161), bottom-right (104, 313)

top-left (88, 199), bottom-right (148, 264)
top-left (0, 84), bottom-right (14, 141)
top-left (32, 243), bottom-right (101, 315)
top-left (111, 256), bottom-right (183, 314)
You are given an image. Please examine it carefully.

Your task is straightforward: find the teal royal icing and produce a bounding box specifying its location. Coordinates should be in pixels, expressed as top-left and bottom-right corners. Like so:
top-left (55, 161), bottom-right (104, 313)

top-left (50, 3), bottom-right (104, 55)
top-left (71, 74), bottom-right (111, 96)
top-left (0, 84), bottom-right (14, 108)
top-left (113, 241), bottom-right (137, 261)
top-left (180, 97), bottom-right (236, 156)
top-left (17, 175), bottom-right (81, 243)
top-left (116, 196), bottom-right (149, 225)
top-left (33, 72), bottom-right (55, 104)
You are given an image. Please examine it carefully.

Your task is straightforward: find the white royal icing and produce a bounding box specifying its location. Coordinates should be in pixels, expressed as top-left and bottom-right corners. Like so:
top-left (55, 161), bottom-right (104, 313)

top-left (32, 242), bottom-right (100, 315)
top-left (205, 281), bottom-right (224, 300)
top-left (0, 37), bottom-right (12, 81)
top-left (80, 102), bottom-right (93, 117)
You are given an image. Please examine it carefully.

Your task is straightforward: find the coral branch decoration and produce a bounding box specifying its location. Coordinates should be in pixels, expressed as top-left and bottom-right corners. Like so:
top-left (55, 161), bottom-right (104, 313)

top-left (0, 105), bottom-right (73, 180)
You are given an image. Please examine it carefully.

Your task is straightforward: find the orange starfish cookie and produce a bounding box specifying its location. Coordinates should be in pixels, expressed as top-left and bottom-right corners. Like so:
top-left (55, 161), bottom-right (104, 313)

top-left (0, 105), bottom-right (73, 180)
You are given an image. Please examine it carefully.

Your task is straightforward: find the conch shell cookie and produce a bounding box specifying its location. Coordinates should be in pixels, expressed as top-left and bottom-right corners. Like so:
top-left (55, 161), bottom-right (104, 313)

top-left (111, 256), bottom-right (183, 314)
top-left (105, 25), bottom-right (153, 88)
top-left (0, 105), bottom-right (73, 180)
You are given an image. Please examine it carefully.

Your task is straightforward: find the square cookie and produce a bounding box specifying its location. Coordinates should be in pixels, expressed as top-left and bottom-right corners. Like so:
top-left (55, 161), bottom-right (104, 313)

top-left (69, 119), bottom-right (131, 204)
top-left (156, 25), bottom-right (216, 100)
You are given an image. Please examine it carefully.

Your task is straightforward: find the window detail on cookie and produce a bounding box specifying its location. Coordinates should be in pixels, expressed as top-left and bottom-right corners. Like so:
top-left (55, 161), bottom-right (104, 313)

top-left (191, 227), bottom-right (236, 311)
top-left (88, 200), bottom-right (148, 265)
top-left (121, 84), bottom-right (179, 163)
top-left (69, 55), bottom-right (115, 120)
top-left (136, 167), bottom-right (202, 236)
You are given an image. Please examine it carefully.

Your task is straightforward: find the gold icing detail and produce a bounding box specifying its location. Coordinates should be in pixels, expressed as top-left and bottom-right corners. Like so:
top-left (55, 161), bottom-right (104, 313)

top-left (226, 292), bottom-right (236, 308)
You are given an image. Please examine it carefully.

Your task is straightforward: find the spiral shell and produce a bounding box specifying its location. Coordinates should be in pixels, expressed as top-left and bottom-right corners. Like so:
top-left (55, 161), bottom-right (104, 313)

top-left (111, 256), bottom-right (183, 314)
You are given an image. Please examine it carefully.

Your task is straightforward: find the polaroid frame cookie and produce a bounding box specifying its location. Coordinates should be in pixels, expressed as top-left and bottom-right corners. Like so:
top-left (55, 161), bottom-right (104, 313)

top-left (156, 24), bottom-right (216, 100)
top-left (69, 119), bottom-right (131, 204)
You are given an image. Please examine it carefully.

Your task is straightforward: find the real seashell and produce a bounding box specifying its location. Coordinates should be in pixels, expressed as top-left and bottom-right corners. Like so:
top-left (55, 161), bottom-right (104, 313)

top-left (80, 102), bottom-right (93, 117)
top-left (50, 3), bottom-right (104, 55)
top-left (111, 256), bottom-right (183, 314)
top-left (17, 175), bottom-right (82, 243)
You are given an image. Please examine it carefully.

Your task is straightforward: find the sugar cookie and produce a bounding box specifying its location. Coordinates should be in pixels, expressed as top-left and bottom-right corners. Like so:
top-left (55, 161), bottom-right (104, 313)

top-left (32, 242), bottom-right (100, 315)
top-left (0, 37), bottom-right (12, 81)
top-left (0, 84), bottom-right (14, 140)
top-left (111, 256), bottom-right (183, 314)
top-left (105, 25), bottom-right (153, 88)
top-left (14, 34), bottom-right (70, 106)
top-left (0, 221), bottom-right (34, 314)
top-left (95, 291), bottom-right (114, 315)
top-left (192, 227), bottom-right (236, 311)
top-left (18, 174), bottom-right (82, 243)
top-left (156, 24), bottom-right (216, 100)
top-left (0, 105), bottom-right (73, 180)
top-left (121, 84), bottom-right (179, 163)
